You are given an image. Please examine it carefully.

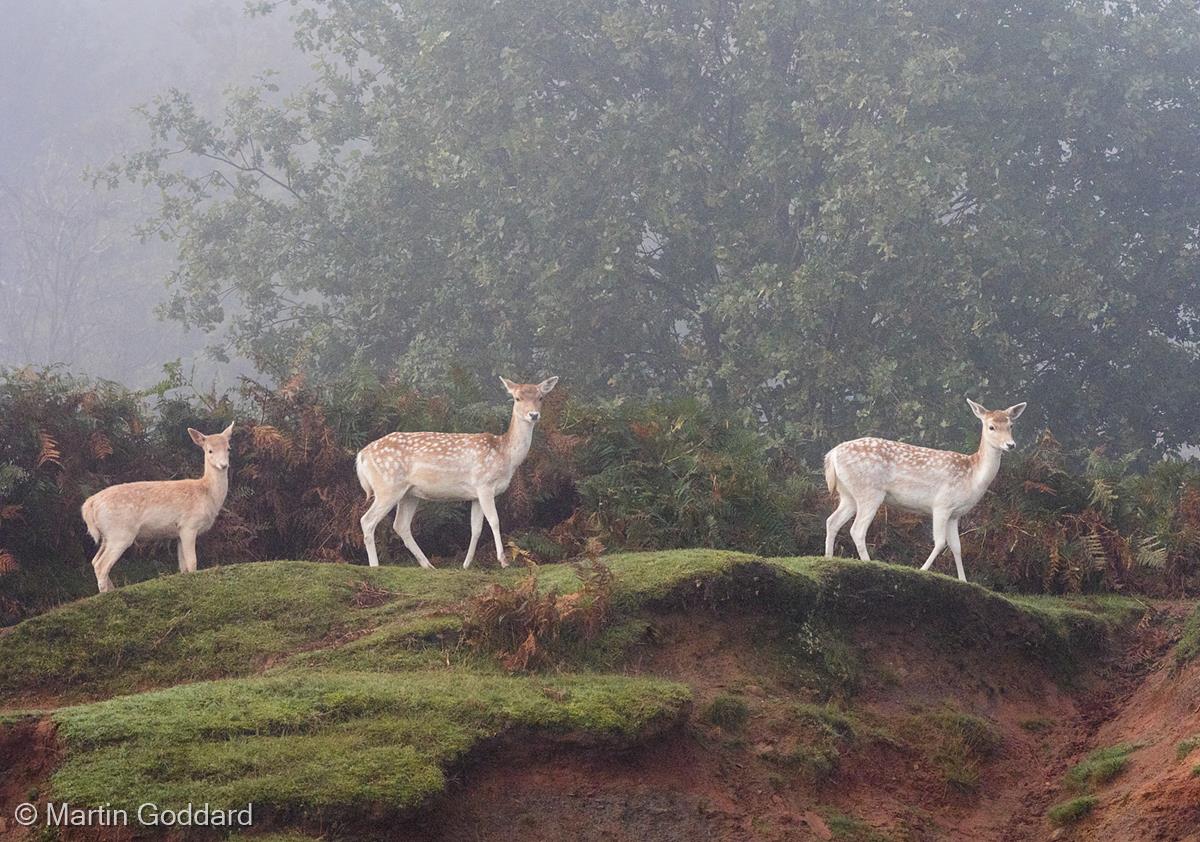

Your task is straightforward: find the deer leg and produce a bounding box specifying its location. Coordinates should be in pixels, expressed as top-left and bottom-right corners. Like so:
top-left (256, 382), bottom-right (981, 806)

top-left (179, 528), bottom-right (199, 574)
top-left (920, 509), bottom-right (950, 572)
top-left (848, 493), bottom-right (883, 562)
top-left (477, 491), bottom-right (506, 568)
top-left (393, 496), bottom-right (434, 570)
top-left (462, 500), bottom-right (484, 569)
top-left (93, 535), bottom-right (133, 593)
top-left (825, 495), bottom-right (857, 558)
top-left (946, 517), bottom-right (966, 582)
top-left (361, 489), bottom-right (404, 567)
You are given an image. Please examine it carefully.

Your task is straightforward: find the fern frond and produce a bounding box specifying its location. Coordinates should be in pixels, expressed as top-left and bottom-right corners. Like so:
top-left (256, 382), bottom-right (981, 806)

top-left (1135, 535), bottom-right (1169, 569)
top-left (36, 430), bottom-right (62, 468)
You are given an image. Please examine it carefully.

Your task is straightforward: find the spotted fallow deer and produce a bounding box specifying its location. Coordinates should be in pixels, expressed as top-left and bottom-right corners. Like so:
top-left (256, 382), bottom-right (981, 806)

top-left (81, 423), bottom-right (235, 593)
top-left (823, 400), bottom-right (1026, 582)
top-left (356, 376), bottom-right (559, 569)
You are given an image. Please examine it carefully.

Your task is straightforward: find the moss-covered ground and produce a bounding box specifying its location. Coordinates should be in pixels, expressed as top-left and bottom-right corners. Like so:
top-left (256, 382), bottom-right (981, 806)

top-left (0, 551), bottom-right (1150, 831)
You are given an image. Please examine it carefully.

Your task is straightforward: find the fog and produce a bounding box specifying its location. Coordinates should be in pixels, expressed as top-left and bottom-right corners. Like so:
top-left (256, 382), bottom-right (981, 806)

top-left (0, 0), bottom-right (303, 387)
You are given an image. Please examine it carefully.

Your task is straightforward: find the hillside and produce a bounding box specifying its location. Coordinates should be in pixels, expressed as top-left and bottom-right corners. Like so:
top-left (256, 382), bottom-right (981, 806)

top-left (0, 552), bottom-right (1195, 841)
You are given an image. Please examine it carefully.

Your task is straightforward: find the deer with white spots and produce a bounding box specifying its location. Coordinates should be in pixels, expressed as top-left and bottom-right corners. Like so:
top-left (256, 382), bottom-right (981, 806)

top-left (823, 399), bottom-right (1026, 582)
top-left (81, 423), bottom-right (235, 593)
top-left (356, 376), bottom-right (559, 569)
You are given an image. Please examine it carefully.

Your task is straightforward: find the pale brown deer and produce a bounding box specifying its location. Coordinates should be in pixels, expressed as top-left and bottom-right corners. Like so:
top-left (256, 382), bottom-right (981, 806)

top-left (81, 423), bottom-right (235, 593)
top-left (823, 400), bottom-right (1026, 581)
top-left (356, 376), bottom-right (558, 569)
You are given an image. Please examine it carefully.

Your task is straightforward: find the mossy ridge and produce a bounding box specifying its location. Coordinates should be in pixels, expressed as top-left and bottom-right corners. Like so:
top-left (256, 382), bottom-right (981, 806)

top-left (0, 551), bottom-right (1140, 707)
top-left (0, 562), bottom-right (487, 703)
top-left (51, 670), bottom-right (691, 815)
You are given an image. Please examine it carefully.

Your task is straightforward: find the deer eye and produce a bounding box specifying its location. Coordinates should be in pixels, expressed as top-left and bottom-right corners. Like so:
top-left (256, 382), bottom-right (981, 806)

top-left (988, 425), bottom-right (995, 431)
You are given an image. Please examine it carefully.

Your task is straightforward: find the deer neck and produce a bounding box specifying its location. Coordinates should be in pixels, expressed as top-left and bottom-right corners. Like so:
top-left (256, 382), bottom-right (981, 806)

top-left (968, 436), bottom-right (1003, 492)
top-left (201, 462), bottom-right (230, 505)
top-left (501, 408), bottom-right (536, 468)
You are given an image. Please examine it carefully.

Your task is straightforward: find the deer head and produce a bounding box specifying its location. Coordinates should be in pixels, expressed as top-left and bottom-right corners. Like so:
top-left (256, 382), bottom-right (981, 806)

top-left (967, 399), bottom-right (1026, 452)
top-left (188, 422), bottom-right (236, 472)
top-left (499, 376), bottom-right (558, 424)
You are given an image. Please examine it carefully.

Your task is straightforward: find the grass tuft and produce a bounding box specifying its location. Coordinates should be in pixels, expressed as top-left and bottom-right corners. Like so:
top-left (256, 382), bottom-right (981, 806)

top-left (703, 694), bottom-right (750, 731)
top-left (1066, 743), bottom-right (1135, 790)
top-left (1176, 606), bottom-right (1200, 669)
top-left (1177, 736), bottom-right (1200, 761)
top-left (1048, 795), bottom-right (1098, 826)
top-left (900, 708), bottom-right (999, 792)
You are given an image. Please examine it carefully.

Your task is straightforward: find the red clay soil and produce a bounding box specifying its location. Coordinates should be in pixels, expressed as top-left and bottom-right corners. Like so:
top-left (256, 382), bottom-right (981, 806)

top-left (404, 604), bottom-right (1192, 842)
top-left (1058, 606), bottom-right (1200, 842)
top-left (0, 718), bottom-right (58, 842)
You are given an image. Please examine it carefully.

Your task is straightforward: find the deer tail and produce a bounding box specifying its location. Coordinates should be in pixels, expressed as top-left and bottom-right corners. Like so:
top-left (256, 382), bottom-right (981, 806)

top-left (81, 496), bottom-right (101, 544)
top-left (823, 449), bottom-right (839, 497)
top-left (355, 450), bottom-right (374, 501)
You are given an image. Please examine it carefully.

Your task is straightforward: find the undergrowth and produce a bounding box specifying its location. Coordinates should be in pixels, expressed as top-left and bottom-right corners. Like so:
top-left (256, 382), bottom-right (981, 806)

top-left (460, 563), bottom-right (614, 671)
top-left (3, 367), bottom-right (1199, 625)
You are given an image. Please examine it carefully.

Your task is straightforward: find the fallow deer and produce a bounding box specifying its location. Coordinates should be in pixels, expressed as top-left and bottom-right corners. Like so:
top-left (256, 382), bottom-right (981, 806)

top-left (823, 400), bottom-right (1026, 581)
top-left (355, 376), bottom-right (558, 569)
top-left (81, 423), bottom-right (235, 593)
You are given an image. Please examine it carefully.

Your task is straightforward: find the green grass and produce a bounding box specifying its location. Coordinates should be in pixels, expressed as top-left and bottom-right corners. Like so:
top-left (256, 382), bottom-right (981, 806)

top-left (51, 670), bottom-right (690, 815)
top-left (0, 552), bottom-right (1138, 707)
top-left (823, 809), bottom-right (891, 841)
top-left (1048, 795), bottom-right (1098, 826)
top-left (1175, 605), bottom-right (1200, 669)
top-left (905, 708), bottom-right (1000, 792)
top-left (702, 694), bottom-right (750, 731)
top-left (1177, 736), bottom-right (1200, 761)
top-left (0, 549), bottom-right (1155, 829)
top-left (1066, 743), bottom-right (1135, 790)
top-left (0, 562), bottom-right (487, 702)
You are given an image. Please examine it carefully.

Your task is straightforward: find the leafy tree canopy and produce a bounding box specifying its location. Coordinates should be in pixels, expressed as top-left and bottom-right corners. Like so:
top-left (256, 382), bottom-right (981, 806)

top-left (117, 0), bottom-right (1200, 457)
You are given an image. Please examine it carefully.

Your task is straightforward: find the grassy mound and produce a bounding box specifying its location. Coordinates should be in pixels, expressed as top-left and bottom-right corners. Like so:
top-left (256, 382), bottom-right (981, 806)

top-left (0, 552), bottom-right (1139, 705)
top-left (51, 671), bottom-right (689, 816)
top-left (0, 550), bottom-right (1148, 827)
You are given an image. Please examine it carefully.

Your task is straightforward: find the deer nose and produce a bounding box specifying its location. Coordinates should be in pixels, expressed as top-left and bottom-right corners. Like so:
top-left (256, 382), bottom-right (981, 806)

top-left (528, 411), bottom-right (541, 422)
top-left (1005, 441), bottom-right (1016, 451)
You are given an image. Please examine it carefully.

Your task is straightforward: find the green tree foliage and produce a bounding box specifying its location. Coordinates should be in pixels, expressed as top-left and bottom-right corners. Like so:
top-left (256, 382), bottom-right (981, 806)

top-left (117, 0), bottom-right (1200, 456)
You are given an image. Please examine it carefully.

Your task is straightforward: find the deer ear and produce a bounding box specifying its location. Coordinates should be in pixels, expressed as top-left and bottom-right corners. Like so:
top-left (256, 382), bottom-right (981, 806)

top-left (537, 376), bottom-right (559, 397)
top-left (1006, 402), bottom-right (1027, 420)
top-left (499, 376), bottom-right (520, 398)
top-left (221, 422), bottom-right (235, 438)
top-left (187, 428), bottom-right (206, 446)
top-left (966, 398), bottom-right (987, 420)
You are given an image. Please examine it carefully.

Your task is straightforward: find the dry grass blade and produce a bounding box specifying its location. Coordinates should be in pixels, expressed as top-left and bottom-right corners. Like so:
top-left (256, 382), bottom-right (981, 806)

top-left (351, 580), bottom-right (400, 609)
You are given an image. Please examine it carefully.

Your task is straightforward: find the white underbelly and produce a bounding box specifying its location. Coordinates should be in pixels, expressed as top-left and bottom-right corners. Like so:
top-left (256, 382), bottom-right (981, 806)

top-left (411, 483), bottom-right (476, 501)
top-left (883, 490), bottom-right (934, 514)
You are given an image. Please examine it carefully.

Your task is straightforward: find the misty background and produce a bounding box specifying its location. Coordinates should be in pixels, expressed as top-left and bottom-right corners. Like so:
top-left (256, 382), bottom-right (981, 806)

top-left (2, 0), bottom-right (1200, 457)
top-left (0, 0), bottom-right (305, 387)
